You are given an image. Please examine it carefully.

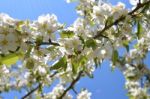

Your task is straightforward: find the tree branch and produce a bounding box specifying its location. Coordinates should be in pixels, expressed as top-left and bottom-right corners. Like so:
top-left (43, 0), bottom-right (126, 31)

top-left (21, 84), bottom-right (41, 99)
top-left (93, 0), bottom-right (150, 39)
top-left (58, 71), bottom-right (83, 99)
top-left (21, 71), bottom-right (58, 99)
top-left (39, 41), bottom-right (60, 46)
top-left (25, 39), bottom-right (60, 46)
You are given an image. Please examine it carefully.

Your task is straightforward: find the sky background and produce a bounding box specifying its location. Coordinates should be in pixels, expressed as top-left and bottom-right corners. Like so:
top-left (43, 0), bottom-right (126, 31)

top-left (0, 0), bottom-right (149, 99)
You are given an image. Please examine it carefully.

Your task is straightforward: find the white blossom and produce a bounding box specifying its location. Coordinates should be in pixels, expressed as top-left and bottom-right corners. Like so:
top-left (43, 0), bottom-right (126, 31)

top-left (77, 90), bottom-right (91, 99)
top-left (37, 66), bottom-right (47, 76)
top-left (0, 0), bottom-right (149, 98)
top-left (129, 0), bottom-right (139, 5)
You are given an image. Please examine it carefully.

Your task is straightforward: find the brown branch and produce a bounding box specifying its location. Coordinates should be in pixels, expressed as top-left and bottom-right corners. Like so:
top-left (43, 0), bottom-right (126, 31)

top-left (25, 39), bottom-right (60, 46)
top-left (93, 0), bottom-right (150, 39)
top-left (49, 71), bottom-right (58, 78)
top-left (58, 71), bottom-right (83, 99)
top-left (48, 39), bottom-right (60, 46)
top-left (72, 87), bottom-right (78, 94)
top-left (39, 41), bottom-right (60, 46)
top-left (21, 71), bottom-right (58, 99)
top-left (21, 84), bottom-right (41, 99)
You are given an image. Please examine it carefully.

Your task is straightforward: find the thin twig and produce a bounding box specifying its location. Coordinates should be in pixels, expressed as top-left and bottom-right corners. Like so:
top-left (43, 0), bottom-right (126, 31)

top-left (93, 1), bottom-right (150, 39)
top-left (58, 71), bottom-right (83, 99)
top-left (21, 71), bottom-right (58, 99)
top-left (72, 87), bottom-right (78, 94)
top-left (25, 39), bottom-right (60, 46)
top-left (21, 84), bottom-right (41, 99)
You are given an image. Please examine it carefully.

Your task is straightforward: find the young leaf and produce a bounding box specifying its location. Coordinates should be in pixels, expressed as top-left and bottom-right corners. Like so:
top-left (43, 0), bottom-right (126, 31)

top-left (78, 35), bottom-right (85, 44)
top-left (85, 38), bottom-right (97, 50)
top-left (0, 53), bottom-right (19, 66)
top-left (25, 45), bottom-right (33, 58)
top-left (26, 58), bottom-right (35, 69)
top-left (36, 36), bottom-right (43, 45)
top-left (137, 21), bottom-right (143, 39)
top-left (72, 61), bottom-right (78, 74)
top-left (79, 55), bottom-right (87, 65)
top-left (71, 55), bottom-right (87, 74)
top-left (60, 30), bottom-right (74, 38)
top-left (71, 57), bottom-right (79, 74)
top-left (94, 57), bottom-right (101, 68)
top-left (122, 40), bottom-right (129, 52)
top-left (85, 71), bottom-right (94, 78)
top-left (50, 56), bottom-right (67, 70)
top-left (112, 50), bottom-right (119, 65)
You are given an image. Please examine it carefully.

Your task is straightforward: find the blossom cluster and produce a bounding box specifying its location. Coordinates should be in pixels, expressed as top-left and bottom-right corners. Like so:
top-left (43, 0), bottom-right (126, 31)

top-left (0, 0), bottom-right (149, 99)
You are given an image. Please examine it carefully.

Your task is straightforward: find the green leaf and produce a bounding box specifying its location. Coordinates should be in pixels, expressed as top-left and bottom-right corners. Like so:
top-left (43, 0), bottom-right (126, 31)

top-left (79, 55), bottom-right (87, 65)
top-left (60, 30), bottom-right (74, 38)
top-left (122, 40), bottom-right (129, 52)
top-left (36, 36), bottom-right (43, 45)
top-left (72, 61), bottom-right (78, 74)
top-left (16, 21), bottom-right (24, 27)
top-left (71, 57), bottom-right (79, 74)
top-left (50, 56), bottom-right (67, 70)
top-left (106, 16), bottom-right (114, 26)
top-left (85, 38), bottom-right (97, 50)
top-left (47, 46), bottom-right (55, 51)
top-left (112, 50), bottom-right (118, 65)
top-left (94, 57), bottom-right (101, 68)
top-left (25, 45), bottom-right (33, 58)
top-left (26, 58), bottom-right (35, 69)
top-left (85, 71), bottom-right (94, 78)
top-left (35, 96), bottom-right (41, 99)
top-left (134, 44), bottom-right (139, 49)
top-left (137, 21), bottom-right (143, 39)
top-left (71, 55), bottom-right (87, 74)
top-left (90, 20), bottom-right (95, 26)
top-left (78, 35), bottom-right (85, 44)
top-left (0, 53), bottom-right (19, 66)
top-left (141, 4), bottom-right (150, 13)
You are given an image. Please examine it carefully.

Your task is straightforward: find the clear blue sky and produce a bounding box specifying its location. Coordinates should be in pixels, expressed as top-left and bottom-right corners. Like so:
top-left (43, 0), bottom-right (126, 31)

top-left (0, 0), bottom-right (149, 99)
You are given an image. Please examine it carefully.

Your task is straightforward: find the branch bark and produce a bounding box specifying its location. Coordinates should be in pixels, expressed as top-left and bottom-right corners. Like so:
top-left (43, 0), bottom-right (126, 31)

top-left (21, 71), bottom-right (58, 99)
top-left (25, 39), bottom-right (60, 46)
top-left (21, 84), bottom-right (41, 99)
top-left (58, 71), bottom-right (83, 99)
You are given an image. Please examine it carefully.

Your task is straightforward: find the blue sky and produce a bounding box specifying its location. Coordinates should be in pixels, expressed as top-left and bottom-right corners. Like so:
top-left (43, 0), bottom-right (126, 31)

top-left (0, 0), bottom-right (149, 99)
